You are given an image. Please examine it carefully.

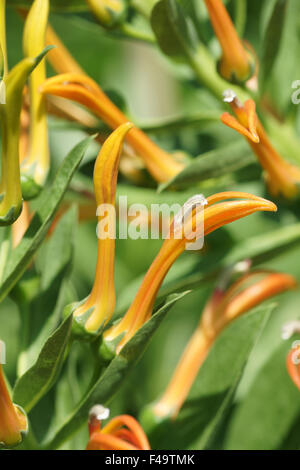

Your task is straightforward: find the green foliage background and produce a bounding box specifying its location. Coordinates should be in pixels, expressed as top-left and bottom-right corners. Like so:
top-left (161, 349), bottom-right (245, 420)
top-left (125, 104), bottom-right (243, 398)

top-left (1, 0), bottom-right (300, 450)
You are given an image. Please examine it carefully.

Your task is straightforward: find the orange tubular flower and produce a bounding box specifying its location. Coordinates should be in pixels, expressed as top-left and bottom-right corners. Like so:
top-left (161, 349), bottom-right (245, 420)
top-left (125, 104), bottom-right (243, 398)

top-left (40, 73), bottom-right (184, 183)
top-left (204, 0), bottom-right (254, 83)
top-left (104, 192), bottom-right (277, 353)
top-left (221, 90), bottom-right (300, 198)
top-left (73, 123), bottom-right (134, 332)
top-left (0, 342), bottom-right (27, 447)
top-left (153, 270), bottom-right (297, 419)
top-left (87, 406), bottom-right (150, 450)
top-left (287, 343), bottom-right (300, 391)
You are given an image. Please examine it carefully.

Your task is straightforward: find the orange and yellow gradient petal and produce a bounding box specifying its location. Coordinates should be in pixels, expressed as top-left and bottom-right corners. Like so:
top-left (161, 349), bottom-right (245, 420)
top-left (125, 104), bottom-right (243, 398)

top-left (104, 192), bottom-right (277, 352)
top-left (73, 123), bottom-right (134, 332)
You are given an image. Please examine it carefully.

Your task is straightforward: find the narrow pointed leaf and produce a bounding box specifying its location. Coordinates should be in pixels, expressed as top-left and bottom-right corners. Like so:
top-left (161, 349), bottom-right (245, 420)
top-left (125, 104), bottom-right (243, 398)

top-left (0, 136), bottom-right (93, 302)
top-left (13, 313), bottom-right (73, 413)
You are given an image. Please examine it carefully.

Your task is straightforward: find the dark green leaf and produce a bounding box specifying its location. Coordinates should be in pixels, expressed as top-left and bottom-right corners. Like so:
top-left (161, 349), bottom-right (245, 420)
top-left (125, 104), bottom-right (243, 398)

top-left (13, 314), bottom-right (73, 413)
top-left (0, 136), bottom-right (93, 303)
top-left (151, 0), bottom-right (197, 58)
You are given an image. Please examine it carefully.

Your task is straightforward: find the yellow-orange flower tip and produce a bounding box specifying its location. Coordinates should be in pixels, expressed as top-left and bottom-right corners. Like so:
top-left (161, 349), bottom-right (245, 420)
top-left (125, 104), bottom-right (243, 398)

top-left (93, 122), bottom-right (134, 207)
top-left (0, 343), bottom-right (28, 448)
top-left (222, 90), bottom-right (259, 143)
top-left (221, 271), bottom-right (297, 323)
top-left (221, 91), bottom-right (300, 199)
top-left (204, 191), bottom-right (277, 236)
top-left (87, 406), bottom-right (150, 450)
top-left (287, 343), bottom-right (300, 391)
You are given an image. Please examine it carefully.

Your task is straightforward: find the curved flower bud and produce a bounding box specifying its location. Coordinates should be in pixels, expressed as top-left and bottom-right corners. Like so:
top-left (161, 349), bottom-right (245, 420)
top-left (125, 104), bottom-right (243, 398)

top-left (104, 192), bottom-right (277, 353)
top-left (0, 52), bottom-right (48, 225)
top-left (204, 0), bottom-right (255, 83)
top-left (0, 342), bottom-right (28, 447)
top-left (40, 73), bottom-right (184, 183)
top-left (73, 123), bottom-right (134, 333)
top-left (287, 342), bottom-right (300, 391)
top-left (221, 91), bottom-right (300, 198)
top-left (86, 0), bottom-right (127, 28)
top-left (152, 270), bottom-right (297, 419)
top-left (87, 405), bottom-right (150, 450)
top-left (21, 0), bottom-right (50, 200)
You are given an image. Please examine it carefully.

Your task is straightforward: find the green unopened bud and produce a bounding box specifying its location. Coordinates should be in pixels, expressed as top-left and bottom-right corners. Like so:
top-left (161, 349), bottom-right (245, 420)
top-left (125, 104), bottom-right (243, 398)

top-left (86, 0), bottom-right (127, 28)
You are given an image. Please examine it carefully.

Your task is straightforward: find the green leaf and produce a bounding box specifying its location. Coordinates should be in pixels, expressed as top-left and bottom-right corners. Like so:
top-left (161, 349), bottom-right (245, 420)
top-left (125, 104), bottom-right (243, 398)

top-left (7, 0), bottom-right (89, 12)
top-left (15, 206), bottom-right (78, 376)
top-left (144, 305), bottom-right (274, 449)
top-left (259, 0), bottom-right (288, 92)
top-left (13, 313), bottom-right (73, 413)
top-left (159, 140), bottom-right (255, 191)
top-left (45, 291), bottom-right (190, 449)
top-left (151, 0), bottom-right (197, 58)
top-left (225, 339), bottom-right (300, 450)
top-left (0, 136), bottom-right (93, 303)
top-left (139, 110), bottom-right (221, 134)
